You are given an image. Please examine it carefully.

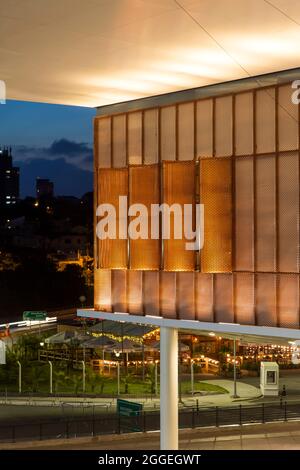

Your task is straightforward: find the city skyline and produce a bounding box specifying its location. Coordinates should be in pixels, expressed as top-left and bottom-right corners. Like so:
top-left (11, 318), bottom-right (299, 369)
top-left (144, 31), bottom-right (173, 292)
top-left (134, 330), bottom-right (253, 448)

top-left (0, 100), bottom-right (95, 198)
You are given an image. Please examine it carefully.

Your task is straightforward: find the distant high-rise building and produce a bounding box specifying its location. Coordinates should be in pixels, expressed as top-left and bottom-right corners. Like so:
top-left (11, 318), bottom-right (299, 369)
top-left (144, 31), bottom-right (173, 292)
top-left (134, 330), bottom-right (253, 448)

top-left (0, 147), bottom-right (19, 207)
top-left (36, 178), bottom-right (54, 199)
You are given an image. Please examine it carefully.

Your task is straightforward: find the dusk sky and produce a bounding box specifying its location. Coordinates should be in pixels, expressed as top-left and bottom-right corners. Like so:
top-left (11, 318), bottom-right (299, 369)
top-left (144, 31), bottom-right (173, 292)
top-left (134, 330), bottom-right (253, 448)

top-left (0, 100), bottom-right (95, 198)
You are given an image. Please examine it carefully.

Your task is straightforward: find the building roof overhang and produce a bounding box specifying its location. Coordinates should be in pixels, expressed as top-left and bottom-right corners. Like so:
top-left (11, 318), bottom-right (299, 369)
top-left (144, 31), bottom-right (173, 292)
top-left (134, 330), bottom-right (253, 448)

top-left (1, 0), bottom-right (300, 107)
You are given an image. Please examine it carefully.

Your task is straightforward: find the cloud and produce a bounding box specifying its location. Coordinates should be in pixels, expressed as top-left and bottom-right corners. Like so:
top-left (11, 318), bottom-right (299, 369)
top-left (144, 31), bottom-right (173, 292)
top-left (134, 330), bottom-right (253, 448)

top-left (48, 139), bottom-right (91, 157)
top-left (10, 138), bottom-right (93, 197)
top-left (12, 138), bottom-right (93, 172)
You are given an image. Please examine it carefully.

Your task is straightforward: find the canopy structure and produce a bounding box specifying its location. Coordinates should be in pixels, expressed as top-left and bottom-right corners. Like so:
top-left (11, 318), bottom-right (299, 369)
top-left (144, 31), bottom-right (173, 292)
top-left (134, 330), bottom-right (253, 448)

top-left (80, 336), bottom-right (118, 349)
top-left (45, 331), bottom-right (89, 344)
top-left (105, 338), bottom-right (151, 353)
top-left (1, 0), bottom-right (300, 107)
top-left (88, 319), bottom-right (155, 338)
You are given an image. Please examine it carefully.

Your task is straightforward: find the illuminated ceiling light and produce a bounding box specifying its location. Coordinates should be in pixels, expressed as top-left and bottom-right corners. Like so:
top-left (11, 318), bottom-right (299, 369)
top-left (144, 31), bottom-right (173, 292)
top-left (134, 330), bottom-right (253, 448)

top-left (208, 332), bottom-right (215, 337)
top-left (237, 35), bottom-right (299, 57)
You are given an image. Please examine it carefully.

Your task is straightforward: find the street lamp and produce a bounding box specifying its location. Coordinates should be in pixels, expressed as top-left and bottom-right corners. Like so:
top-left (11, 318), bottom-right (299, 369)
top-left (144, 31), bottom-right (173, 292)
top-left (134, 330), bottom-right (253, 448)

top-left (155, 360), bottom-right (159, 396)
top-left (231, 339), bottom-right (239, 399)
top-left (82, 360), bottom-right (86, 393)
top-left (17, 361), bottom-right (21, 394)
top-left (117, 362), bottom-right (120, 396)
top-left (38, 342), bottom-right (44, 362)
top-left (79, 295), bottom-right (86, 308)
top-left (191, 359), bottom-right (194, 396)
top-left (48, 361), bottom-right (53, 394)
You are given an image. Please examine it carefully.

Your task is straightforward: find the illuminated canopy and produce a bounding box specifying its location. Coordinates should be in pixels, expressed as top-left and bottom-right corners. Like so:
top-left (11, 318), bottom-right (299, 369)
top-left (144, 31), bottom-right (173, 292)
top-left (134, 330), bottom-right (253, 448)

top-left (1, 0), bottom-right (300, 107)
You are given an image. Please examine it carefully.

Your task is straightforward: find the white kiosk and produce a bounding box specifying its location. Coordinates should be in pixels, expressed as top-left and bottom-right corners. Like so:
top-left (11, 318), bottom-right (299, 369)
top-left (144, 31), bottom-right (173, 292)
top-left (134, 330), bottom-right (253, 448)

top-left (260, 362), bottom-right (279, 396)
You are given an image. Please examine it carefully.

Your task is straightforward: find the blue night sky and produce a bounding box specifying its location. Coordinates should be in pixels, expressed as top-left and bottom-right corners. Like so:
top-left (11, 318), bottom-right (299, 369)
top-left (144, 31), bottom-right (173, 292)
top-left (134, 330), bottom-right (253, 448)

top-left (0, 100), bottom-right (95, 198)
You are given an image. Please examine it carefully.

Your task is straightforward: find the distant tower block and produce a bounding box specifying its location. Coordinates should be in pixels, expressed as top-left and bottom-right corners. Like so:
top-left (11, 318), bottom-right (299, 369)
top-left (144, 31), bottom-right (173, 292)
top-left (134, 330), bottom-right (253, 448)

top-left (36, 178), bottom-right (54, 199)
top-left (0, 146), bottom-right (20, 207)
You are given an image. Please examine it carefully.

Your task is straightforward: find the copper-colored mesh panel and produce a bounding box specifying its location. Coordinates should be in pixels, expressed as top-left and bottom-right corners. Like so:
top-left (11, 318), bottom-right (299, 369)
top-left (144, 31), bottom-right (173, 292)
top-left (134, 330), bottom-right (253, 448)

top-left (163, 161), bottom-right (195, 271)
top-left (278, 85), bottom-right (298, 152)
top-left (144, 271), bottom-right (160, 316)
top-left (215, 96), bottom-right (232, 157)
top-left (278, 274), bottom-right (299, 328)
top-left (200, 158), bottom-right (232, 273)
top-left (97, 117), bottom-right (111, 168)
top-left (144, 109), bottom-right (158, 164)
top-left (127, 270), bottom-right (143, 315)
top-left (195, 273), bottom-right (214, 322)
top-left (111, 269), bottom-right (127, 312)
top-left (129, 165), bottom-right (160, 270)
top-left (178, 103), bottom-right (194, 161)
top-left (235, 157), bottom-right (254, 271)
top-left (161, 106), bottom-right (176, 161)
top-left (128, 112), bottom-right (142, 165)
top-left (235, 92), bottom-right (253, 156)
top-left (214, 274), bottom-right (234, 323)
top-left (278, 152), bottom-right (299, 273)
top-left (177, 272), bottom-right (195, 320)
top-left (112, 114), bottom-right (126, 168)
top-left (235, 273), bottom-right (255, 325)
top-left (160, 272), bottom-right (176, 319)
top-left (196, 99), bottom-right (213, 158)
top-left (98, 168), bottom-right (128, 269)
top-left (256, 155), bottom-right (276, 272)
top-left (256, 88), bottom-right (275, 154)
top-left (94, 268), bottom-right (112, 312)
top-left (256, 273), bottom-right (277, 326)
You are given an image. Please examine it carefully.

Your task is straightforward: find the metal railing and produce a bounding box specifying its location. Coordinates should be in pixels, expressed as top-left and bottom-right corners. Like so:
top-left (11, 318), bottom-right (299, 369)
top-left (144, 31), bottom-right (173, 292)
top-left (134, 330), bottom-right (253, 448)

top-left (1, 401), bottom-right (300, 444)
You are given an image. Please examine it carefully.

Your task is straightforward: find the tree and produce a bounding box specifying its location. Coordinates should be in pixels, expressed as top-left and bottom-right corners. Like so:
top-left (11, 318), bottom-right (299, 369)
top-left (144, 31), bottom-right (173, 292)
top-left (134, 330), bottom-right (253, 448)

top-left (24, 363), bottom-right (47, 393)
top-left (86, 367), bottom-right (106, 394)
top-left (146, 364), bottom-right (156, 395)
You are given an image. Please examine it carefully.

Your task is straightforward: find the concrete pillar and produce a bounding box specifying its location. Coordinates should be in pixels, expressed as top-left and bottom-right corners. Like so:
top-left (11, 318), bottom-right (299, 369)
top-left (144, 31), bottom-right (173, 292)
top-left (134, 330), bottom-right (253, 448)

top-left (160, 326), bottom-right (178, 450)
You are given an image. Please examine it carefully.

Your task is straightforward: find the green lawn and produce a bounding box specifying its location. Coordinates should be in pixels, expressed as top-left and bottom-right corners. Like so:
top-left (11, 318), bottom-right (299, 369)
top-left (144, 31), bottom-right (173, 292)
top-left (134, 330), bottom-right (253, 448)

top-left (0, 369), bottom-right (228, 396)
top-left (181, 381), bottom-right (228, 394)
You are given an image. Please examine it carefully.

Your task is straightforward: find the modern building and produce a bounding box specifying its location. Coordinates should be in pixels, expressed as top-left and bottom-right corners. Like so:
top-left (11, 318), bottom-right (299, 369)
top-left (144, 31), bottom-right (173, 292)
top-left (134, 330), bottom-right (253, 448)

top-left (3, 0), bottom-right (300, 450)
top-left (85, 69), bottom-right (300, 449)
top-left (36, 178), bottom-right (54, 199)
top-left (0, 147), bottom-right (19, 207)
top-left (93, 72), bottom-right (300, 330)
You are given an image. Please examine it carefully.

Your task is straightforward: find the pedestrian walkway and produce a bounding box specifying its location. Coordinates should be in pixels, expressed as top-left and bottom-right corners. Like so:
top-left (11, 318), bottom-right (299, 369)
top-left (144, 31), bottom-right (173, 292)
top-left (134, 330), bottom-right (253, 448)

top-left (0, 380), bottom-right (261, 410)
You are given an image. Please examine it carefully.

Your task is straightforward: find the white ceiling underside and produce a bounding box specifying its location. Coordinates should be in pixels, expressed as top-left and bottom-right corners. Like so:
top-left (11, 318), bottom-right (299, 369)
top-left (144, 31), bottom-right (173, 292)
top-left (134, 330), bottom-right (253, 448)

top-left (1, 0), bottom-right (300, 107)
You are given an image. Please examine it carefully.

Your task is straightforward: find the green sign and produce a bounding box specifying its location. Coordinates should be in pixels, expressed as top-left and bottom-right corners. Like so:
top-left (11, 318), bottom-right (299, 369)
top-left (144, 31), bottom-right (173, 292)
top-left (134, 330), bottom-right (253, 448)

top-left (117, 399), bottom-right (143, 433)
top-left (117, 399), bottom-right (143, 416)
top-left (23, 311), bottom-right (47, 321)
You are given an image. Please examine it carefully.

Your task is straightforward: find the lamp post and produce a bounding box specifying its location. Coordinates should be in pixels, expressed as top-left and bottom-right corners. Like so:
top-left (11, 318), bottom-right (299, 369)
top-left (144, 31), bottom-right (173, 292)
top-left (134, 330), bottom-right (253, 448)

top-left (38, 342), bottom-right (44, 362)
top-left (17, 361), bottom-right (21, 394)
top-left (79, 295), bottom-right (86, 309)
top-left (191, 359), bottom-right (194, 396)
top-left (82, 360), bottom-right (86, 393)
top-left (117, 361), bottom-right (120, 396)
top-left (48, 361), bottom-right (53, 394)
top-left (232, 339), bottom-right (239, 399)
top-left (155, 360), bottom-right (158, 396)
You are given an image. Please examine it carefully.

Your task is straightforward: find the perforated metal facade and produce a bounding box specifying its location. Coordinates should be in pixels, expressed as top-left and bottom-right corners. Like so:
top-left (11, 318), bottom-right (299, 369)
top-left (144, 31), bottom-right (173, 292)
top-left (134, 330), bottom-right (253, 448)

top-left (94, 80), bottom-right (300, 329)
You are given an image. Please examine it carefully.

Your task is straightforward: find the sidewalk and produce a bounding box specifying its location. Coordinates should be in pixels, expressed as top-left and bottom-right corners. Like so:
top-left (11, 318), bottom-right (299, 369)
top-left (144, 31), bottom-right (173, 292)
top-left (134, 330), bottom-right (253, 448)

top-left (0, 380), bottom-right (261, 410)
